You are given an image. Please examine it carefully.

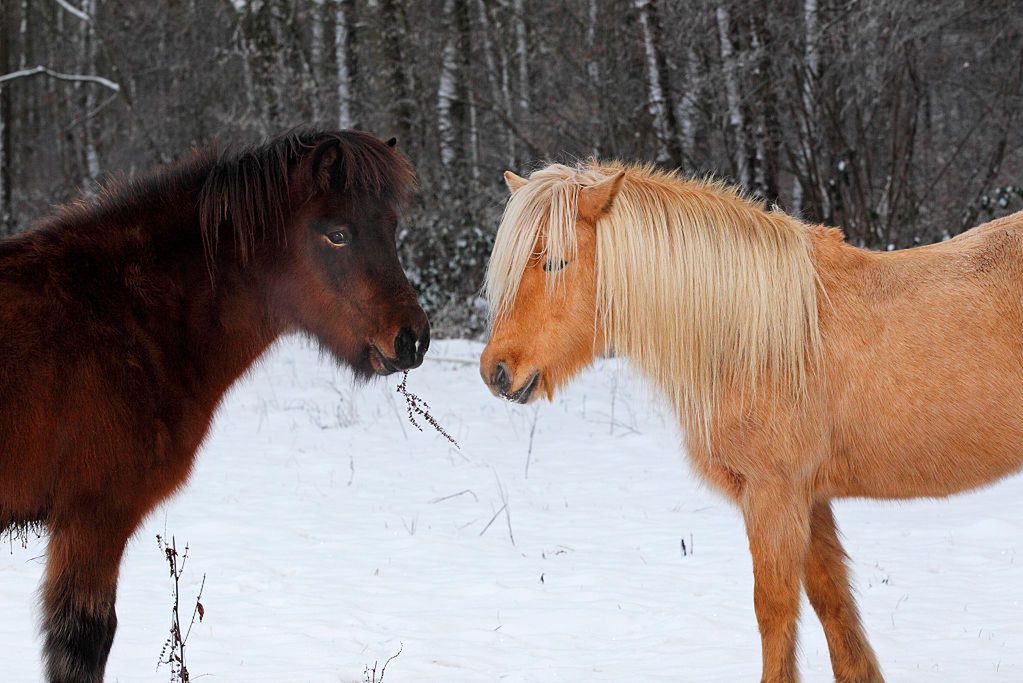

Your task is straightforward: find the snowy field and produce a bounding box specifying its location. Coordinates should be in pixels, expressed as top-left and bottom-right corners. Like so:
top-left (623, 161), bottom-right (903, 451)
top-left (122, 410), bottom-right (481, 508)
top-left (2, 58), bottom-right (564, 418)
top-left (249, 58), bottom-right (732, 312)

top-left (3, 337), bottom-right (1023, 682)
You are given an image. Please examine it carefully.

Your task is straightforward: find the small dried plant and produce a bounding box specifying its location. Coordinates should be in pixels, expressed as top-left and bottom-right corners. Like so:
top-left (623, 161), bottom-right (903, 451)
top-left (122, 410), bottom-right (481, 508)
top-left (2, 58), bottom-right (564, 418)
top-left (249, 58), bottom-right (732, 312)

top-left (363, 642), bottom-right (403, 683)
top-left (396, 371), bottom-right (459, 447)
top-left (156, 535), bottom-right (206, 683)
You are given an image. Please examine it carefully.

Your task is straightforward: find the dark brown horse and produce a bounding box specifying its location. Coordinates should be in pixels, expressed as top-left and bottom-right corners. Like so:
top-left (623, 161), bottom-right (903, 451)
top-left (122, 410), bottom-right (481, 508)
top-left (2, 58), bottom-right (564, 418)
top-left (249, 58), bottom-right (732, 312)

top-left (0, 130), bottom-right (428, 682)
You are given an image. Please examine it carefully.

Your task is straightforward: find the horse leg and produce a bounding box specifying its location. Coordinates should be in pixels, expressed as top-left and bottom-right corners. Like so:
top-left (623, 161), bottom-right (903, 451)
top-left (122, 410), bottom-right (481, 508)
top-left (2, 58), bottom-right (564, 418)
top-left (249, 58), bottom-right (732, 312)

top-left (42, 516), bottom-right (131, 683)
top-left (742, 483), bottom-right (812, 683)
top-left (805, 502), bottom-right (883, 683)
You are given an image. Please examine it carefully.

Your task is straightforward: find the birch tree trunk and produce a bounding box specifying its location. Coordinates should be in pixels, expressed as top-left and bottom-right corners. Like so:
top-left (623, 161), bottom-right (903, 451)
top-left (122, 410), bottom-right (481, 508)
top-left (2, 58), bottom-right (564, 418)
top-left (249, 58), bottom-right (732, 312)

top-left (794, 0), bottom-right (820, 215)
top-left (586, 0), bottom-right (600, 87)
top-left (635, 0), bottom-right (682, 166)
top-left (379, 0), bottom-right (413, 143)
top-left (80, 0), bottom-right (101, 195)
top-left (0, 0), bottom-right (11, 234)
top-left (477, 0), bottom-right (515, 165)
top-left (18, 2), bottom-right (27, 69)
top-left (333, 0), bottom-right (356, 129)
top-left (512, 0), bottom-right (529, 115)
top-left (675, 47), bottom-right (698, 157)
top-left (248, 0), bottom-right (280, 135)
top-left (437, 0), bottom-right (458, 170)
top-left (234, 8), bottom-right (259, 126)
top-left (438, 0), bottom-right (477, 184)
top-left (750, 11), bottom-right (779, 200)
top-left (19, 0), bottom-right (34, 130)
top-left (716, 4), bottom-right (750, 187)
top-left (270, 0), bottom-right (291, 129)
top-left (310, 0), bottom-right (325, 122)
top-left (587, 0), bottom-right (602, 157)
top-left (460, 1), bottom-right (479, 183)
top-left (803, 0), bottom-right (819, 92)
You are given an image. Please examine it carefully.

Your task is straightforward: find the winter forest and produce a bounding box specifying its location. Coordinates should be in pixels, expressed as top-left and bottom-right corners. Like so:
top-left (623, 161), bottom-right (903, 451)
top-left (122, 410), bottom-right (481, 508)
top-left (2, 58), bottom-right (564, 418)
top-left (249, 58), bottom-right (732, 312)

top-left (1, 0), bottom-right (1022, 334)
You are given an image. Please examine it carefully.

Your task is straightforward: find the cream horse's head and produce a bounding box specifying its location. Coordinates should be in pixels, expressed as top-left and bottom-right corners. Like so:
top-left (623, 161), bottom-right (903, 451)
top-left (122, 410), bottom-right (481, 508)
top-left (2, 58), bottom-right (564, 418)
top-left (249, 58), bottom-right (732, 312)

top-left (480, 167), bottom-right (625, 403)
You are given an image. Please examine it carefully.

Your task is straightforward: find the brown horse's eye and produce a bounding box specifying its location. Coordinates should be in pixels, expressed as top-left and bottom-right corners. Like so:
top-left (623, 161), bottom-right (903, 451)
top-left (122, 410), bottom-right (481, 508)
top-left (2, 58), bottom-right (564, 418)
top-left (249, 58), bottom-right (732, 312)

top-left (543, 259), bottom-right (568, 272)
top-left (325, 229), bottom-right (351, 246)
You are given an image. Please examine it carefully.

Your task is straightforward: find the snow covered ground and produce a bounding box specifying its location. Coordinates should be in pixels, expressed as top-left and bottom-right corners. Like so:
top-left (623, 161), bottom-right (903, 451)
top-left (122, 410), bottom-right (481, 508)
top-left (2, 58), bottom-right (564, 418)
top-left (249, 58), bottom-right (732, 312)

top-left (3, 337), bottom-right (1023, 682)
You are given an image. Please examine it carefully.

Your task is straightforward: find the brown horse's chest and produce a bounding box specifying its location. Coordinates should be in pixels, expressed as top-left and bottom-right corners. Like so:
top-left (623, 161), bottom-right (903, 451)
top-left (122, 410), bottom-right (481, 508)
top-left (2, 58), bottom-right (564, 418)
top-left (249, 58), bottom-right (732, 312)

top-left (0, 358), bottom-right (219, 527)
top-left (103, 392), bottom-right (219, 516)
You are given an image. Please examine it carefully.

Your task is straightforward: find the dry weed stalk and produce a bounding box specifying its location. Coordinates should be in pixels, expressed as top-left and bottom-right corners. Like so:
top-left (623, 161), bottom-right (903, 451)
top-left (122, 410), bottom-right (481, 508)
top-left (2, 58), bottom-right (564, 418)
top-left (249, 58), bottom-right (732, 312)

top-left (396, 371), bottom-right (459, 447)
top-left (156, 535), bottom-right (206, 683)
top-left (364, 642), bottom-right (403, 683)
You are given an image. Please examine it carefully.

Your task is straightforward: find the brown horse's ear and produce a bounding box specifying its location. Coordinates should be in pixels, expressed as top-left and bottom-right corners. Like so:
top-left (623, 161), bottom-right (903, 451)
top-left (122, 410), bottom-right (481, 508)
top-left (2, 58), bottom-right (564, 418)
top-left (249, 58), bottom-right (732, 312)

top-left (311, 141), bottom-right (340, 191)
top-left (386, 137), bottom-right (398, 148)
top-left (503, 170), bottom-right (527, 193)
top-left (579, 170), bottom-right (626, 221)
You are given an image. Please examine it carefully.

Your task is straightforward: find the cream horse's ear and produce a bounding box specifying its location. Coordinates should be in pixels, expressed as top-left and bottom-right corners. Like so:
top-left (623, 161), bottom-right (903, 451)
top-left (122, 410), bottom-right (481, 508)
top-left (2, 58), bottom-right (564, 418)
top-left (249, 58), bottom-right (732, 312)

top-left (503, 170), bottom-right (528, 193)
top-left (579, 170), bottom-right (626, 221)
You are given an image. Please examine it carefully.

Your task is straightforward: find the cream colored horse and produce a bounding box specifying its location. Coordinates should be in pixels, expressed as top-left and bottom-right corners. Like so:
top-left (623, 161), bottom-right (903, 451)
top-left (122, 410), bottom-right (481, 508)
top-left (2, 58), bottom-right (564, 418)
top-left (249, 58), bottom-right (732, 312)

top-left (480, 161), bottom-right (1023, 683)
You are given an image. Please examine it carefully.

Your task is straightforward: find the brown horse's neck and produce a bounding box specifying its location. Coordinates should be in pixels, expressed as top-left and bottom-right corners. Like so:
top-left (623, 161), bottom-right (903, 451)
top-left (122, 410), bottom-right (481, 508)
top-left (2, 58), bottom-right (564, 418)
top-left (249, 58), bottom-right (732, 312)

top-left (132, 188), bottom-right (287, 407)
top-left (9, 164), bottom-right (286, 413)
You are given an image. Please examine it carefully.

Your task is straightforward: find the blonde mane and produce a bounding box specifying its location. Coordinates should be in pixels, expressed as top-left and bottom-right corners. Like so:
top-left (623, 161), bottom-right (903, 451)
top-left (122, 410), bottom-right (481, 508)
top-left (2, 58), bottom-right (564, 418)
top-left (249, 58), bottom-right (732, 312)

top-left (486, 162), bottom-right (822, 435)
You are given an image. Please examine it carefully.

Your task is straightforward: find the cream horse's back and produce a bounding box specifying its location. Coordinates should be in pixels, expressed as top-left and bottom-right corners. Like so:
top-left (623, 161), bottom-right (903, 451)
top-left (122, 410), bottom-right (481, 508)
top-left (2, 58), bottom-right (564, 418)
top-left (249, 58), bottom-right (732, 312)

top-left (817, 212), bottom-right (1023, 498)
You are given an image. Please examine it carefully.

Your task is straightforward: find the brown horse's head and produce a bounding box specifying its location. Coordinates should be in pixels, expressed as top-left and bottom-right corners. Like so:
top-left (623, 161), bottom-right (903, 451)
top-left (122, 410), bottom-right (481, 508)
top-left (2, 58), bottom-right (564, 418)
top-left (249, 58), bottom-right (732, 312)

top-left (201, 130), bottom-right (429, 378)
top-left (480, 167), bottom-right (625, 403)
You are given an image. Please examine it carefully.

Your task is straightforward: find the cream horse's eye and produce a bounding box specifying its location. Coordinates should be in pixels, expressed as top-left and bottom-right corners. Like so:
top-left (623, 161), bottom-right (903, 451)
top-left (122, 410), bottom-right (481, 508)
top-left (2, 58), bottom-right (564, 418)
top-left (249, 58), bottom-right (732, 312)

top-left (543, 259), bottom-right (569, 273)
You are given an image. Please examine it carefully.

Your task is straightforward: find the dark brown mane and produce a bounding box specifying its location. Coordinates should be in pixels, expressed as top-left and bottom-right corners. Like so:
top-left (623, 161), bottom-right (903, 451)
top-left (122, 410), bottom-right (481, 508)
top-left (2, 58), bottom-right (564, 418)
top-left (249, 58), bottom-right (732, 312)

top-left (198, 129), bottom-right (416, 264)
top-left (25, 129), bottom-right (414, 268)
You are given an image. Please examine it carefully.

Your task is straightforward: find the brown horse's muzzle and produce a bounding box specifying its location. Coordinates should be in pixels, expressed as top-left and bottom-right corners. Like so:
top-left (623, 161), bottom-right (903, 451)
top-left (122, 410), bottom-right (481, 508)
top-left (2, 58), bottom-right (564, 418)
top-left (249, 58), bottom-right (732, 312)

top-left (369, 306), bottom-right (430, 375)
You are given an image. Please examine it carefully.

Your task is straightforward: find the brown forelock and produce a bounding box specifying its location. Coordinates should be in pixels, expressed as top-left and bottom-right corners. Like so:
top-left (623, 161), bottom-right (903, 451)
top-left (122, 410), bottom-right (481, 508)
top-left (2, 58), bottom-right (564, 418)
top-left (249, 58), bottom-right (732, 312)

top-left (198, 129), bottom-right (416, 266)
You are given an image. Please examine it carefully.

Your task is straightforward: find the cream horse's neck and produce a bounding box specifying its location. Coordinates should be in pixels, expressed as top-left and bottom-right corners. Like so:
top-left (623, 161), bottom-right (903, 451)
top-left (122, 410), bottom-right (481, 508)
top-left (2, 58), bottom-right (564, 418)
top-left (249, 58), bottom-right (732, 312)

top-left (594, 175), bottom-right (821, 439)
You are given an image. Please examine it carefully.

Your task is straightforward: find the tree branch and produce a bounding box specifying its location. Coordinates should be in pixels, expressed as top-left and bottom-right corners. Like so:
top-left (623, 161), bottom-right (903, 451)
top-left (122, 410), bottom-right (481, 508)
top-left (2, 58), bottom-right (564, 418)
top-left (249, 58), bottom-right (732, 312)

top-left (0, 65), bottom-right (119, 92)
top-left (54, 0), bottom-right (91, 23)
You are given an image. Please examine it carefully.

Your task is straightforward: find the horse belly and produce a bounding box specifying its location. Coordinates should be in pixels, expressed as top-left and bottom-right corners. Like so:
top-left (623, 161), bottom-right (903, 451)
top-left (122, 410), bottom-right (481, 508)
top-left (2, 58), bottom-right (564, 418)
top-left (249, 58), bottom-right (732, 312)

top-left (823, 262), bottom-right (1023, 499)
top-left (832, 368), bottom-right (1023, 499)
top-left (0, 395), bottom-right (63, 525)
top-left (837, 436), bottom-right (1023, 499)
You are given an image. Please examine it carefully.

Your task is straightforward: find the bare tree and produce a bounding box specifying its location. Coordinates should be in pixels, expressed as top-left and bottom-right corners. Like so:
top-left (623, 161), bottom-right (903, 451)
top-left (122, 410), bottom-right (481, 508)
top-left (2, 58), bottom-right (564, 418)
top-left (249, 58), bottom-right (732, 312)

top-left (78, 0), bottom-right (101, 195)
top-left (0, 0), bottom-right (1020, 333)
top-left (636, 0), bottom-right (682, 166)
top-left (716, 4), bottom-right (750, 187)
top-left (379, 0), bottom-right (413, 143)
top-left (437, 0), bottom-right (459, 171)
top-left (334, 0), bottom-right (357, 129)
top-left (477, 0), bottom-right (515, 165)
top-left (512, 0), bottom-right (529, 115)
top-left (792, 0), bottom-right (818, 215)
top-left (310, 0), bottom-right (326, 122)
top-left (0, 0), bottom-right (11, 234)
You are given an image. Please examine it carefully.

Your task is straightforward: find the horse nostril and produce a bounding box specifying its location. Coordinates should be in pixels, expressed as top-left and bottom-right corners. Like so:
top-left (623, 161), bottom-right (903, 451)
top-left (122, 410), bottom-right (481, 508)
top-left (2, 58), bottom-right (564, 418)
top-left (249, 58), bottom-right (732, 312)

top-left (394, 327), bottom-right (417, 369)
top-left (416, 325), bottom-right (431, 361)
top-left (491, 362), bottom-right (511, 395)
